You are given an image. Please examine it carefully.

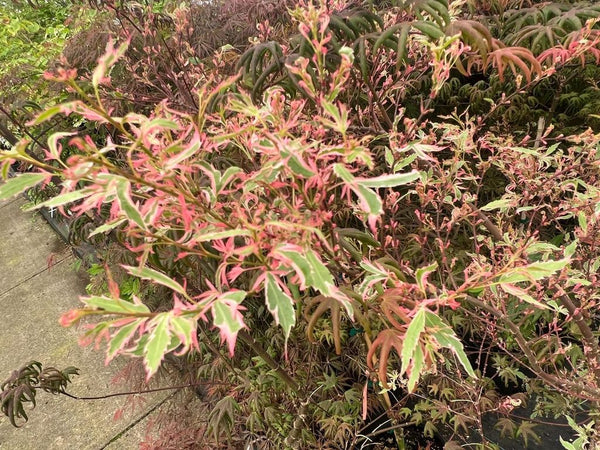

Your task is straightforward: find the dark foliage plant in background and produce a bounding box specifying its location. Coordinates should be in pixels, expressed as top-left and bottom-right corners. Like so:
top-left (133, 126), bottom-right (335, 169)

top-left (2, 0), bottom-right (600, 448)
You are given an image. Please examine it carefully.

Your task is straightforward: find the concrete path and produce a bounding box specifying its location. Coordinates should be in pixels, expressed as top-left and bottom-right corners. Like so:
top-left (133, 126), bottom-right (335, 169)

top-left (0, 195), bottom-right (170, 449)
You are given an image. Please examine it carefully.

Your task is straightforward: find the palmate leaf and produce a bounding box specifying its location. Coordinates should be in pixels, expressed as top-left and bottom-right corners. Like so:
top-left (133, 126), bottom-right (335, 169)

top-left (304, 295), bottom-right (345, 355)
top-left (411, 0), bottom-right (451, 28)
top-left (336, 227), bottom-right (380, 262)
top-left (332, 8), bottom-right (382, 43)
top-left (446, 20), bottom-right (494, 60)
top-left (507, 24), bottom-right (567, 54)
top-left (379, 288), bottom-right (412, 330)
top-left (236, 41), bottom-right (284, 99)
top-left (495, 417), bottom-right (517, 439)
top-left (367, 328), bottom-right (404, 389)
top-left (0, 362), bottom-right (40, 427)
top-left (516, 421), bottom-right (541, 447)
top-left (551, 5), bottom-right (600, 33)
top-left (485, 46), bottom-right (542, 82)
top-left (207, 396), bottom-right (240, 442)
top-left (1, 361), bottom-right (79, 427)
top-left (237, 9), bottom-right (387, 98)
top-left (368, 309), bottom-right (474, 390)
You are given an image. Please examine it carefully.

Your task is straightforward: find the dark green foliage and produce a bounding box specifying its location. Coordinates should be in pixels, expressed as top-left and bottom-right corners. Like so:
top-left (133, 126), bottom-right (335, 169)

top-left (0, 361), bottom-right (78, 427)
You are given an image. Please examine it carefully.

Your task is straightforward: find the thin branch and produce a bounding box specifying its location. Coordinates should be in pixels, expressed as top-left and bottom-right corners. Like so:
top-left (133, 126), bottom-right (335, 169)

top-left (468, 203), bottom-right (503, 242)
top-left (57, 380), bottom-right (228, 401)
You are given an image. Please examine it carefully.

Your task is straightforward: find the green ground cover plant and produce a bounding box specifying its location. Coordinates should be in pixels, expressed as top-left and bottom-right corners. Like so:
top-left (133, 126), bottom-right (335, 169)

top-left (2, 0), bottom-right (600, 448)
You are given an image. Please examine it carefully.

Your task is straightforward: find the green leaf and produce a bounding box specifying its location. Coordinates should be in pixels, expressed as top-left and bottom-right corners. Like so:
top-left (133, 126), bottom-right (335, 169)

top-left (578, 211), bottom-right (588, 234)
top-left (511, 147), bottom-right (540, 156)
top-left (305, 251), bottom-right (336, 293)
top-left (116, 179), bottom-right (147, 230)
top-left (500, 283), bottom-right (548, 309)
top-left (407, 345), bottom-right (424, 393)
top-left (88, 218), bottom-right (127, 237)
top-left (24, 188), bottom-right (92, 211)
top-left (433, 329), bottom-right (475, 377)
top-left (395, 154), bottom-right (418, 171)
top-left (170, 316), bottom-right (196, 353)
top-left (287, 154), bottom-right (315, 178)
top-left (564, 240), bottom-right (578, 259)
top-left (498, 259), bottom-right (570, 284)
top-left (415, 262), bottom-right (438, 294)
top-left (264, 273), bottom-right (296, 340)
top-left (333, 162), bottom-right (389, 218)
top-left (516, 421), bottom-right (541, 447)
top-left (357, 171), bottom-right (420, 188)
top-left (142, 118), bottom-right (179, 132)
top-left (83, 296), bottom-right (150, 314)
top-left (356, 184), bottom-right (383, 216)
top-left (559, 437), bottom-right (577, 450)
top-left (164, 140), bottom-right (201, 170)
top-left (124, 265), bottom-right (188, 298)
top-left (47, 131), bottom-right (76, 160)
top-left (425, 311), bottom-right (475, 377)
top-left (279, 247), bottom-right (336, 294)
top-left (336, 228), bottom-right (380, 247)
top-left (480, 198), bottom-right (512, 211)
top-left (194, 228), bottom-right (251, 242)
top-left (401, 308), bottom-right (426, 375)
top-left (107, 320), bottom-right (142, 362)
top-left (29, 104), bottom-right (64, 125)
top-left (218, 166), bottom-right (242, 191)
top-left (332, 163), bottom-right (354, 183)
top-left (212, 291), bottom-right (247, 355)
top-left (0, 173), bottom-right (46, 199)
top-left (144, 314), bottom-right (171, 378)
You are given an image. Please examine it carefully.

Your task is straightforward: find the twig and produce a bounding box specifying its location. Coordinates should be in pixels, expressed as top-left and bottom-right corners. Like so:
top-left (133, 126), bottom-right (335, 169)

top-left (58, 380), bottom-right (228, 401)
top-left (467, 204), bottom-right (503, 242)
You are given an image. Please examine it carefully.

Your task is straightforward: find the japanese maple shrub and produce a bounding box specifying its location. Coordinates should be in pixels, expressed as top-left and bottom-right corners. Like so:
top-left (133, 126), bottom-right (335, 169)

top-left (2, 0), bottom-right (600, 448)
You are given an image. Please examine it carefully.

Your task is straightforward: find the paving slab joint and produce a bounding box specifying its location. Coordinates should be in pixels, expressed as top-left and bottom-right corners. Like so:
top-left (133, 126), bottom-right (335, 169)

top-left (98, 390), bottom-right (179, 449)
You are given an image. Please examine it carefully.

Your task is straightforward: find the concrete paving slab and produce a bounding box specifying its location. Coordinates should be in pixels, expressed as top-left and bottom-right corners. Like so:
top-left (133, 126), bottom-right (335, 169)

top-left (0, 198), bottom-right (70, 292)
top-left (104, 392), bottom-right (204, 449)
top-left (0, 196), bottom-right (19, 210)
top-left (0, 206), bottom-right (168, 449)
top-left (0, 259), bottom-right (128, 449)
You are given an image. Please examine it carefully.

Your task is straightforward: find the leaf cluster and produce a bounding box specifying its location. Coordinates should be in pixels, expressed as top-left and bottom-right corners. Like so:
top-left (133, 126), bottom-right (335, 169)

top-left (0, 361), bottom-right (78, 427)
